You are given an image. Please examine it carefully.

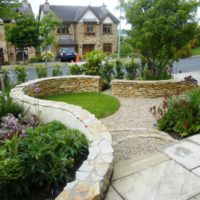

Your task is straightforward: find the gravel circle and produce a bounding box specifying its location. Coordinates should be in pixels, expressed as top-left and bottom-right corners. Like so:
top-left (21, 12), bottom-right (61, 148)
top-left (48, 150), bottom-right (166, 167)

top-left (113, 136), bottom-right (170, 162)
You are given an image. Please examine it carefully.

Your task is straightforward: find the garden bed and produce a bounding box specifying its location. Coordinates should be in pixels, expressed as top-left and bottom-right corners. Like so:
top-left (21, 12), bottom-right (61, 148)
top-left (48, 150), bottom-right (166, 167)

top-left (10, 75), bottom-right (113, 200)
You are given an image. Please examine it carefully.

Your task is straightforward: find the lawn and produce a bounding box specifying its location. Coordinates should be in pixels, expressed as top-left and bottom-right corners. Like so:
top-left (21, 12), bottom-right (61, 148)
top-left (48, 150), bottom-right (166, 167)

top-left (41, 92), bottom-right (120, 119)
top-left (191, 47), bottom-right (200, 56)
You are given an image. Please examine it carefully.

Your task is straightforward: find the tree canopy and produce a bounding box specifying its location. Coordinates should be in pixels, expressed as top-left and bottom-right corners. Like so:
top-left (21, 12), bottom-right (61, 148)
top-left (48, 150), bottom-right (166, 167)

top-left (5, 13), bottom-right (39, 49)
top-left (124, 0), bottom-right (199, 79)
top-left (39, 11), bottom-right (61, 50)
top-left (0, 0), bottom-right (19, 18)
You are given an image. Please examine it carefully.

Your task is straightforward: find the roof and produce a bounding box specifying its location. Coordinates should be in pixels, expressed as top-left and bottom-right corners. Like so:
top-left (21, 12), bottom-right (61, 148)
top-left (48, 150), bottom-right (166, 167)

top-left (39, 5), bottom-right (119, 24)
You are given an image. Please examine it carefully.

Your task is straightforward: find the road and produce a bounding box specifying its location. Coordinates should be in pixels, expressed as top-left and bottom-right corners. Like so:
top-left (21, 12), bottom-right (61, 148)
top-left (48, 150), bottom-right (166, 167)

top-left (173, 56), bottom-right (200, 73)
top-left (3, 56), bottom-right (200, 83)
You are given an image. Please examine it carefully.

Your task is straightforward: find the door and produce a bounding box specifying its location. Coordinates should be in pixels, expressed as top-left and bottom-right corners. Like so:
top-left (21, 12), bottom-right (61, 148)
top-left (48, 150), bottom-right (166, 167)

top-left (82, 44), bottom-right (94, 55)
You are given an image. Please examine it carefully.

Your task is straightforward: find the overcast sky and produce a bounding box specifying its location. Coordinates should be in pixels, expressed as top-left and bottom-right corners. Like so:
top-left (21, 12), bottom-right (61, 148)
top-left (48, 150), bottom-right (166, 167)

top-left (28, 0), bottom-right (199, 29)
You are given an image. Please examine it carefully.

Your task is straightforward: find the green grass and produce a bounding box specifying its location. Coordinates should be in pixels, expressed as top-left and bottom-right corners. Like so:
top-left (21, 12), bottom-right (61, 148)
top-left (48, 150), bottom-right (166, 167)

top-left (191, 47), bottom-right (200, 56)
top-left (41, 92), bottom-right (120, 119)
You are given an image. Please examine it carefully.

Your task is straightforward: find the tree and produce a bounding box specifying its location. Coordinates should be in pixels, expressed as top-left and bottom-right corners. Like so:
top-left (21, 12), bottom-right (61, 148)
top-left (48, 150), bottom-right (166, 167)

top-left (5, 13), bottom-right (40, 63)
top-left (39, 11), bottom-right (61, 67)
top-left (124, 0), bottom-right (199, 79)
top-left (0, 0), bottom-right (19, 19)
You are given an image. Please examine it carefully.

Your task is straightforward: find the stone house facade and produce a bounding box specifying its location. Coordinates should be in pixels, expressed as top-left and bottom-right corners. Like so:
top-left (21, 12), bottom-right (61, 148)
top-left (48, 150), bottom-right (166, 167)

top-left (39, 2), bottom-right (119, 57)
top-left (0, 1), bottom-right (36, 64)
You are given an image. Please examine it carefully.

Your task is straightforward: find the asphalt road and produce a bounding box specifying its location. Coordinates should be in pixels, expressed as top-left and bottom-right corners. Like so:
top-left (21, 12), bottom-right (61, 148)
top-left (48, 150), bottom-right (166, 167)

top-left (4, 56), bottom-right (200, 82)
top-left (173, 56), bottom-right (200, 73)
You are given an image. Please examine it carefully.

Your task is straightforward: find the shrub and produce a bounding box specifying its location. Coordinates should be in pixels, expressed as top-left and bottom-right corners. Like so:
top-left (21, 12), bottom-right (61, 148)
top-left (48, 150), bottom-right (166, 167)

top-left (14, 65), bottom-right (27, 83)
top-left (52, 64), bottom-right (62, 76)
top-left (150, 89), bottom-right (200, 137)
top-left (0, 91), bottom-right (24, 119)
top-left (100, 61), bottom-right (115, 90)
top-left (36, 64), bottom-right (47, 78)
top-left (69, 64), bottom-right (82, 75)
top-left (0, 120), bottom-right (88, 199)
top-left (115, 59), bottom-right (124, 79)
top-left (83, 50), bottom-right (106, 75)
top-left (29, 56), bottom-right (44, 63)
top-left (125, 59), bottom-right (140, 80)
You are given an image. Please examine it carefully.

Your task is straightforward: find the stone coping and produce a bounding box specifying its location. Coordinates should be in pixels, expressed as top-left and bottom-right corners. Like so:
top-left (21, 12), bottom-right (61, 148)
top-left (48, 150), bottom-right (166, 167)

top-left (10, 76), bottom-right (113, 200)
top-left (111, 79), bottom-right (198, 98)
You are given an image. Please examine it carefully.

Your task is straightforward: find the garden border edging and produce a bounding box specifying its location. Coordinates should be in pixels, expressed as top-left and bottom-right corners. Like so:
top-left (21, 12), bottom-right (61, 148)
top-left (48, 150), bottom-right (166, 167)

top-left (10, 75), bottom-right (113, 200)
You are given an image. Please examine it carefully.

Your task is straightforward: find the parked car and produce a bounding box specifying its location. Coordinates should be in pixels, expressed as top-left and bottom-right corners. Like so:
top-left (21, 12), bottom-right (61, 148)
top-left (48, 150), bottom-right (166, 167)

top-left (58, 48), bottom-right (77, 62)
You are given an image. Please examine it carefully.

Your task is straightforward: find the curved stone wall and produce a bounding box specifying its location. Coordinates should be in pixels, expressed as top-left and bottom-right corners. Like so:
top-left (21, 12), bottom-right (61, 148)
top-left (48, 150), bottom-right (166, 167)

top-left (10, 76), bottom-right (113, 200)
top-left (111, 79), bottom-right (198, 98)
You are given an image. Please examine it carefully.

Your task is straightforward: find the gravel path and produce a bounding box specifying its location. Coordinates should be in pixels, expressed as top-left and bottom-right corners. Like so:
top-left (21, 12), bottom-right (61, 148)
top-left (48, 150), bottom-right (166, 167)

top-left (101, 92), bottom-right (175, 162)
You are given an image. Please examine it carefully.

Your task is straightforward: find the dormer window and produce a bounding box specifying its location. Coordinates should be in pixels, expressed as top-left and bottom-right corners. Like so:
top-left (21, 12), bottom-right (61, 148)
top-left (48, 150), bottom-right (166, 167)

top-left (57, 24), bottom-right (70, 34)
top-left (103, 24), bottom-right (112, 34)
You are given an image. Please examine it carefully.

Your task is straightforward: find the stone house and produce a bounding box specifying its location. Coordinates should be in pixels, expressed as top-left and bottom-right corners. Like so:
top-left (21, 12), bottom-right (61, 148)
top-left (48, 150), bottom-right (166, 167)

top-left (0, 1), bottom-right (36, 64)
top-left (38, 1), bottom-right (119, 57)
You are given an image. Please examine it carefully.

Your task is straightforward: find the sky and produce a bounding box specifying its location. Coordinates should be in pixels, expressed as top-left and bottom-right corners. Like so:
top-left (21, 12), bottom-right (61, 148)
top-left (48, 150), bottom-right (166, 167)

top-left (28, 0), bottom-right (199, 29)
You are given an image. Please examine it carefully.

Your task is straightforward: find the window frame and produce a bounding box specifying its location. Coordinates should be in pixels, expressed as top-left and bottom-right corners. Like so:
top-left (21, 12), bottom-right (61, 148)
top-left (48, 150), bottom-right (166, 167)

top-left (103, 43), bottom-right (112, 53)
top-left (103, 24), bottom-right (112, 34)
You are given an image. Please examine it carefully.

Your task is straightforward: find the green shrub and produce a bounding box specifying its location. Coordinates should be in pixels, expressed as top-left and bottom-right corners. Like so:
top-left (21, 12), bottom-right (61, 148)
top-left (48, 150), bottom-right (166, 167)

top-left (2, 61), bottom-right (9, 65)
top-left (2, 69), bottom-right (10, 90)
top-left (52, 64), bottom-right (62, 76)
top-left (0, 120), bottom-right (88, 199)
top-left (125, 59), bottom-right (140, 80)
top-left (36, 64), bottom-right (47, 78)
top-left (29, 56), bottom-right (44, 63)
top-left (151, 89), bottom-right (200, 137)
top-left (69, 64), bottom-right (82, 75)
top-left (83, 50), bottom-right (106, 75)
top-left (0, 91), bottom-right (24, 118)
top-left (115, 59), bottom-right (124, 79)
top-left (100, 61), bottom-right (115, 89)
top-left (14, 65), bottom-right (27, 83)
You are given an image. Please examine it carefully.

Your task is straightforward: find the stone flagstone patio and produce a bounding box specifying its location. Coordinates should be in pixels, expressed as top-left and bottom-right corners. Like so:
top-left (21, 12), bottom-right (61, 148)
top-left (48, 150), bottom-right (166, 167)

top-left (105, 134), bottom-right (200, 200)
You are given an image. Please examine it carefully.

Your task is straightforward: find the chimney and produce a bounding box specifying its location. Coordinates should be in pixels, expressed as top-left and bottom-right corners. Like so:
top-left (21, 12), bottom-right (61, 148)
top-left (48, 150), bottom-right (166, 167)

top-left (43, 0), bottom-right (50, 12)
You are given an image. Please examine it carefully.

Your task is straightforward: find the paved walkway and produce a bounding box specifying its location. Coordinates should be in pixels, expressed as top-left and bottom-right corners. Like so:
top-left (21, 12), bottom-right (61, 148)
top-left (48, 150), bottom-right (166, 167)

top-left (106, 134), bottom-right (200, 200)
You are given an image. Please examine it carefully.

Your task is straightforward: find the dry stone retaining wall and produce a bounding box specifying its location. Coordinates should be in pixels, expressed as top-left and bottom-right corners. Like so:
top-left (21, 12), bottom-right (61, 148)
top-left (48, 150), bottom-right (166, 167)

top-left (112, 79), bottom-right (198, 98)
top-left (10, 76), bottom-right (113, 200)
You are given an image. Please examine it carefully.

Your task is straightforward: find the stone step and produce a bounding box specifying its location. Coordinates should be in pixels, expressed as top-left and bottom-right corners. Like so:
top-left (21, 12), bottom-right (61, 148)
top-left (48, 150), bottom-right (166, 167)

top-left (112, 151), bottom-right (169, 181)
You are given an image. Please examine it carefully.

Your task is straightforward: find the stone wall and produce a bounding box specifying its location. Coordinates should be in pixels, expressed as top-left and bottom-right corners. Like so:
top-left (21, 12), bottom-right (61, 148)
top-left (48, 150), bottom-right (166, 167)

top-left (24, 75), bottom-right (102, 97)
top-left (111, 80), bottom-right (198, 98)
top-left (10, 75), bottom-right (113, 200)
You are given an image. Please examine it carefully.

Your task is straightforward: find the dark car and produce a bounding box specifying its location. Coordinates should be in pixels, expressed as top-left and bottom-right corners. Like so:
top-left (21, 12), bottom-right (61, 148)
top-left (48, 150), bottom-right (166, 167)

top-left (59, 48), bottom-right (76, 62)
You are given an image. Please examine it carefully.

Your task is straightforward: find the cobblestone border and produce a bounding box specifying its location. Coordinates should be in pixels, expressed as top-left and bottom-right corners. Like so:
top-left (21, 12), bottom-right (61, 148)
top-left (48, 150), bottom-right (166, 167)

top-left (10, 76), bottom-right (113, 200)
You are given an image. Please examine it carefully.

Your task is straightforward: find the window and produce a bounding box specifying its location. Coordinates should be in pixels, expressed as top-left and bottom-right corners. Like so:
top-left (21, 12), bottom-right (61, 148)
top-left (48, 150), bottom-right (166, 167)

top-left (57, 24), bottom-right (70, 34)
top-left (103, 43), bottom-right (112, 53)
top-left (103, 24), bottom-right (112, 34)
top-left (85, 24), bottom-right (95, 36)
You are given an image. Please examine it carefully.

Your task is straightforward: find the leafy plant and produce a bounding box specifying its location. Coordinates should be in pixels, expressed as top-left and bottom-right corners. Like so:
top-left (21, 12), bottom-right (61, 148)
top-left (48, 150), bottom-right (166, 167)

top-left (125, 59), bottom-right (140, 80)
top-left (36, 64), bottom-right (47, 78)
top-left (83, 50), bottom-right (106, 75)
top-left (52, 64), bottom-right (62, 76)
top-left (14, 65), bottom-right (27, 83)
top-left (115, 59), bottom-right (124, 79)
top-left (100, 61), bottom-right (115, 89)
top-left (0, 120), bottom-right (88, 199)
top-left (69, 64), bottom-right (82, 75)
top-left (150, 89), bottom-right (200, 137)
top-left (0, 91), bottom-right (24, 119)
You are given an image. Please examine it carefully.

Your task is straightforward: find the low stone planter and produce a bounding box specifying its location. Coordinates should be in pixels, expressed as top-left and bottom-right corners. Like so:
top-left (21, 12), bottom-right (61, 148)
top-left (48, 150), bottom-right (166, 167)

top-left (10, 75), bottom-right (113, 200)
top-left (111, 79), bottom-right (198, 98)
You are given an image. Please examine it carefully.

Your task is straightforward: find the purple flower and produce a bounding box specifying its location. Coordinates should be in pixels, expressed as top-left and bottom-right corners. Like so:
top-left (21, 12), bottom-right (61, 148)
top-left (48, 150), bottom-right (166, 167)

top-left (30, 83), bottom-right (36, 89)
top-left (34, 87), bottom-right (41, 93)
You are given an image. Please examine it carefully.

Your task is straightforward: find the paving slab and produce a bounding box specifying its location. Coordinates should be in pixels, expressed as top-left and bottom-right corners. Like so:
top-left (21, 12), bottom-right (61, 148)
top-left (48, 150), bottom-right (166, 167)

top-left (105, 186), bottom-right (123, 200)
top-left (192, 167), bottom-right (200, 177)
top-left (112, 160), bottom-right (200, 200)
top-left (112, 151), bottom-right (169, 180)
top-left (188, 134), bottom-right (200, 145)
top-left (161, 140), bottom-right (200, 170)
